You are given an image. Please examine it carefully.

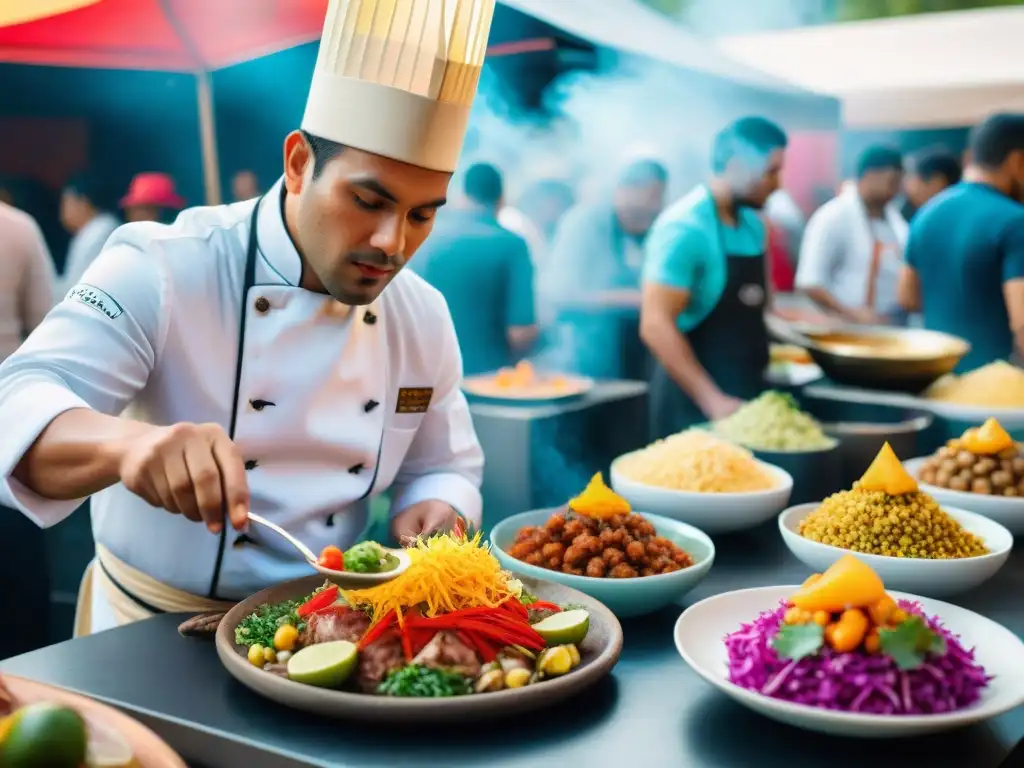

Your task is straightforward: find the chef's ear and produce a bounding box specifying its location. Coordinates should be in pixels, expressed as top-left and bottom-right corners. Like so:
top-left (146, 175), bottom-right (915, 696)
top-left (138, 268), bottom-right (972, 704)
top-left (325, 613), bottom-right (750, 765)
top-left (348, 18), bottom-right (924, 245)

top-left (283, 130), bottom-right (314, 195)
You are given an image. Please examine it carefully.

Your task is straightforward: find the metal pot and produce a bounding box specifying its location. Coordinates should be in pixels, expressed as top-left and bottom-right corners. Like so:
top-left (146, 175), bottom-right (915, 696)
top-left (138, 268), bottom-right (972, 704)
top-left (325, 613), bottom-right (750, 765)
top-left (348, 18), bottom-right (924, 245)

top-left (751, 441), bottom-right (844, 506)
top-left (820, 409), bottom-right (935, 489)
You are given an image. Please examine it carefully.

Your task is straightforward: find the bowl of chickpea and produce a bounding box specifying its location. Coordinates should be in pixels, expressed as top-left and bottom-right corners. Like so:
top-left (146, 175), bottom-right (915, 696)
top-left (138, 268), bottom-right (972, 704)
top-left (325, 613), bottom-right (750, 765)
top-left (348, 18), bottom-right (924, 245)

top-left (491, 507), bottom-right (716, 618)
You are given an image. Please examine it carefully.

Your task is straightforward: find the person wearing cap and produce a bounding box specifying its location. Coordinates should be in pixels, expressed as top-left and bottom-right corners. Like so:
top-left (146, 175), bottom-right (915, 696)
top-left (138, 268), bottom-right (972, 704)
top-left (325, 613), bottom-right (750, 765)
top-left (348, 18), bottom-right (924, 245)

top-left (0, 0), bottom-right (494, 636)
top-left (641, 117), bottom-right (787, 433)
top-left (121, 172), bottom-right (186, 223)
top-left (59, 172), bottom-right (121, 298)
top-left (796, 146), bottom-right (909, 326)
top-left (546, 160), bottom-right (668, 380)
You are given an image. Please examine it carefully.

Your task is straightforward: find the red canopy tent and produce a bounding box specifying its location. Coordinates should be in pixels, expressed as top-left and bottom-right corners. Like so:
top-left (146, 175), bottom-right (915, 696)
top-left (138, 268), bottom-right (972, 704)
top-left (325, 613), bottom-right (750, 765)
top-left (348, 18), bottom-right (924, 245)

top-left (0, 0), bottom-right (330, 203)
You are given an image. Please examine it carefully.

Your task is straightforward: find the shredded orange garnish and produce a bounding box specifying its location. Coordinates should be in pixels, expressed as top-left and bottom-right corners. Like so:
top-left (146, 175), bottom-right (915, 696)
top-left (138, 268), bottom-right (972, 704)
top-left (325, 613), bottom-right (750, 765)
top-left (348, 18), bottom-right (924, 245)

top-left (340, 533), bottom-right (514, 624)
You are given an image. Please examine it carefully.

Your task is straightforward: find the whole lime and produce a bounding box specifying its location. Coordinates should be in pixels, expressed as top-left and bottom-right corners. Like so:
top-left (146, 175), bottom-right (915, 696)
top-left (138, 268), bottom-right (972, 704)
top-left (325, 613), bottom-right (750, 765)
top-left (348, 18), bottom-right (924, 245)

top-left (0, 702), bottom-right (88, 768)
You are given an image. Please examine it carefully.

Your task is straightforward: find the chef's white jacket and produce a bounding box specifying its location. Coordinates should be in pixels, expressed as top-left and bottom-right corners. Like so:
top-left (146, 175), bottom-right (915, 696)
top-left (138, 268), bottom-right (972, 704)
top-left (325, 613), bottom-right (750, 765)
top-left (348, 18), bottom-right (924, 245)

top-left (795, 186), bottom-right (909, 318)
top-left (0, 178), bottom-right (484, 604)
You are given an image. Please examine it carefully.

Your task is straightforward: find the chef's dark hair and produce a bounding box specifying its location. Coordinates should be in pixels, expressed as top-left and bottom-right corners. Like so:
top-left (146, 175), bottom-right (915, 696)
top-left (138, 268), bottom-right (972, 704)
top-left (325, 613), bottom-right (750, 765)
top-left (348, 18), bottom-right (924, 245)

top-left (908, 147), bottom-right (962, 185)
top-left (464, 163), bottom-right (503, 206)
top-left (300, 130), bottom-right (345, 179)
top-left (712, 117), bottom-right (787, 174)
top-left (65, 172), bottom-right (115, 212)
top-left (617, 159), bottom-right (667, 188)
top-left (969, 113), bottom-right (1024, 170)
top-left (856, 146), bottom-right (903, 178)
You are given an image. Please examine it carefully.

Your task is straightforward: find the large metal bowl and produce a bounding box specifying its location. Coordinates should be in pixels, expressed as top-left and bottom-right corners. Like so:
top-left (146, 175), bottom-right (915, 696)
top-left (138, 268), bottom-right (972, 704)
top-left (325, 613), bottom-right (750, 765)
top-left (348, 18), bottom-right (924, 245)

top-left (802, 327), bottom-right (969, 393)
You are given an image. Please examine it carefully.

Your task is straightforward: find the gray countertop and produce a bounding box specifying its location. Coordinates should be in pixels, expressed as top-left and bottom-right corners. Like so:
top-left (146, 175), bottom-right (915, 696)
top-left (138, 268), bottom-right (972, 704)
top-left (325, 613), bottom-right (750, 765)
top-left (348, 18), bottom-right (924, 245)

top-left (2, 520), bottom-right (1021, 768)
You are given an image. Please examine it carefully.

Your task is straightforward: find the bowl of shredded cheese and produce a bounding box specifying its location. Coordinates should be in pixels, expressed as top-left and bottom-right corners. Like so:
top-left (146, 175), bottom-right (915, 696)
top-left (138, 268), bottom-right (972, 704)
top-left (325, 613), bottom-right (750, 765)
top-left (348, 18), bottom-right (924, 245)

top-left (610, 430), bottom-right (793, 535)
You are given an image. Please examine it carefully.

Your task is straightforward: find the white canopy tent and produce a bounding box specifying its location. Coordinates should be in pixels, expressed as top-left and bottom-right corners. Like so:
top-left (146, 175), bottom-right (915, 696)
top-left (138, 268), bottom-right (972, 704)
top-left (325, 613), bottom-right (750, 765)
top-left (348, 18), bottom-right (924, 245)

top-left (499, 0), bottom-right (812, 94)
top-left (717, 7), bottom-right (1024, 129)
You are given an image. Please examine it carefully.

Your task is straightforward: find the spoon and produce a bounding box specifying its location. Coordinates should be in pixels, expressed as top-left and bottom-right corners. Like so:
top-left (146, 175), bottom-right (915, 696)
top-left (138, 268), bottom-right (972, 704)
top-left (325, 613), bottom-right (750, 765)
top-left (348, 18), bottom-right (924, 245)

top-left (246, 512), bottom-right (411, 587)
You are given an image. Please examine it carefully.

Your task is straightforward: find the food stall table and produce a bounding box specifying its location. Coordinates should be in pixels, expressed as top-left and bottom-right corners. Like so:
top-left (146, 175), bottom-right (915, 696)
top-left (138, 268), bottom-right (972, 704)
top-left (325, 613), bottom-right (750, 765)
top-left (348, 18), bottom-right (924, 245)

top-left (3, 525), bottom-right (1020, 768)
top-left (468, 380), bottom-right (648, 530)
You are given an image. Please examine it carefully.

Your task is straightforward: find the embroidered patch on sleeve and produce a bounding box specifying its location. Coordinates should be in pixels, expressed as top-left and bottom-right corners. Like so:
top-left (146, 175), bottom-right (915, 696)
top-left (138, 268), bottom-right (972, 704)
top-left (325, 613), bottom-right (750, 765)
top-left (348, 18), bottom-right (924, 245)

top-left (396, 387), bottom-right (433, 414)
top-left (66, 283), bottom-right (124, 319)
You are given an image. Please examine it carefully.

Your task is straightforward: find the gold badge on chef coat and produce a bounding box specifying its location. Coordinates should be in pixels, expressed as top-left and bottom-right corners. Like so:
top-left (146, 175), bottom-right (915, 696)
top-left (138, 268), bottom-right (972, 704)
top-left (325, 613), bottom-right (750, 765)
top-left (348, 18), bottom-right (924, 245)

top-left (396, 387), bottom-right (433, 414)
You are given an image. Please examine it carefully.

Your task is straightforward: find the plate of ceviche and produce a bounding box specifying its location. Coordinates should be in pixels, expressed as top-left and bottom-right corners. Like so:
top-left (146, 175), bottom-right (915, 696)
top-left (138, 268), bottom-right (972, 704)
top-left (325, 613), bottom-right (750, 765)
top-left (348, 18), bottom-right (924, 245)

top-left (674, 555), bottom-right (1024, 737)
top-left (217, 533), bottom-right (623, 722)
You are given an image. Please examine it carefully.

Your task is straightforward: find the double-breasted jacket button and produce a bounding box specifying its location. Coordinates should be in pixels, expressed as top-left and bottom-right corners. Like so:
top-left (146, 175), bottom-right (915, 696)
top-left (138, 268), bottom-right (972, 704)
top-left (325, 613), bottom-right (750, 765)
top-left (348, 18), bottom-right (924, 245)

top-left (363, 399), bottom-right (379, 413)
top-left (249, 398), bottom-right (275, 411)
top-left (363, 310), bottom-right (377, 325)
top-left (254, 296), bottom-right (271, 313)
top-left (244, 459), bottom-right (258, 471)
top-left (348, 463), bottom-right (365, 475)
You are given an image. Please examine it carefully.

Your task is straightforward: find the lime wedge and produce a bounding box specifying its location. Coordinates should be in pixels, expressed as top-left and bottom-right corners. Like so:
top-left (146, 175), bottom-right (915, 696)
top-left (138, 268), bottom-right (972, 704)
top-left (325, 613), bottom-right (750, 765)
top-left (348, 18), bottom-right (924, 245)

top-left (532, 609), bottom-right (590, 646)
top-left (286, 641), bottom-right (359, 688)
top-left (84, 714), bottom-right (134, 767)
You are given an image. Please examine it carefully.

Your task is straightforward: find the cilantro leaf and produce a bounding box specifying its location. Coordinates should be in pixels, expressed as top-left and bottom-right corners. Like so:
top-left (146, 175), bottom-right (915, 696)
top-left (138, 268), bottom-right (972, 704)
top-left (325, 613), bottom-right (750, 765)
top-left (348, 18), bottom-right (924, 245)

top-left (878, 616), bottom-right (944, 670)
top-left (771, 622), bottom-right (825, 661)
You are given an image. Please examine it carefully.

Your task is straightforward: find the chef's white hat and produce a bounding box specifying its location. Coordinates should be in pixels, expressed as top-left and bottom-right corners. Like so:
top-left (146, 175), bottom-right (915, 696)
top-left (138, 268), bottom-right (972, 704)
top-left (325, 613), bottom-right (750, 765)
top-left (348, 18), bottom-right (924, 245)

top-left (302, 0), bottom-right (496, 174)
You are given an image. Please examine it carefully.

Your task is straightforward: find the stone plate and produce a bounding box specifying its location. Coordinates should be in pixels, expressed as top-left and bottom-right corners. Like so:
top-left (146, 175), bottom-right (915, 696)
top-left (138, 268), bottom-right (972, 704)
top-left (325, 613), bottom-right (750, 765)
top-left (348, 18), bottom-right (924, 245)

top-left (215, 575), bottom-right (623, 723)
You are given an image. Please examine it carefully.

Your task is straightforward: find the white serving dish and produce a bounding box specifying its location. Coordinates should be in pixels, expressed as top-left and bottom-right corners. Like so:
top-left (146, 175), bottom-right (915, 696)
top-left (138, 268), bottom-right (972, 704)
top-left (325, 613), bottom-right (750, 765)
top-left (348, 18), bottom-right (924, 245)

top-left (675, 585), bottom-right (1024, 738)
top-left (904, 456), bottom-right (1024, 535)
top-left (610, 456), bottom-right (793, 535)
top-left (778, 503), bottom-right (1012, 597)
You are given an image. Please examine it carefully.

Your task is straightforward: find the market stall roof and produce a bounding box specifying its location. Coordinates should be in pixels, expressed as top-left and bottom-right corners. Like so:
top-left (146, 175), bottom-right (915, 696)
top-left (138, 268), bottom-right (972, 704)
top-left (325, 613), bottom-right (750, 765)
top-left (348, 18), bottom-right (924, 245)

top-left (498, 0), bottom-right (814, 95)
top-left (717, 7), bottom-right (1024, 128)
top-left (0, 0), bottom-right (327, 70)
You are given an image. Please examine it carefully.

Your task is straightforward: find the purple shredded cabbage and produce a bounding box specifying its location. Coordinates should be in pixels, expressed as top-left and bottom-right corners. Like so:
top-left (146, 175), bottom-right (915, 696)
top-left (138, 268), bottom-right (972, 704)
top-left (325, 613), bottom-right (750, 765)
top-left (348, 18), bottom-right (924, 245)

top-left (725, 600), bottom-right (992, 715)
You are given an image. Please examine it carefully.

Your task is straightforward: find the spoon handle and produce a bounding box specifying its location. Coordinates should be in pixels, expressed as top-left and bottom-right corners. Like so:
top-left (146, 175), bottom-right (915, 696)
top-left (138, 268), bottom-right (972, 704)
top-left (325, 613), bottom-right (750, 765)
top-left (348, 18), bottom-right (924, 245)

top-left (247, 512), bottom-right (318, 563)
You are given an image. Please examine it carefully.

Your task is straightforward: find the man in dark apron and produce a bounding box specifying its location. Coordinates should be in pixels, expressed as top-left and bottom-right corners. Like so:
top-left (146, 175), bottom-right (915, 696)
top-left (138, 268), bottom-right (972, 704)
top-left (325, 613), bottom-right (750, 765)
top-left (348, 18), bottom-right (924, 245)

top-left (640, 117), bottom-right (789, 438)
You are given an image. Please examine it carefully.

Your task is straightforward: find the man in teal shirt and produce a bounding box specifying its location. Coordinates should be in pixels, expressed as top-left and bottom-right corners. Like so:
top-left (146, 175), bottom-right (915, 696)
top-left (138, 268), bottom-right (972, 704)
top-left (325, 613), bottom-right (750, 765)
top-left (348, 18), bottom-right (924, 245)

top-left (899, 113), bottom-right (1024, 372)
top-left (412, 163), bottom-right (537, 375)
top-left (641, 117), bottom-right (787, 437)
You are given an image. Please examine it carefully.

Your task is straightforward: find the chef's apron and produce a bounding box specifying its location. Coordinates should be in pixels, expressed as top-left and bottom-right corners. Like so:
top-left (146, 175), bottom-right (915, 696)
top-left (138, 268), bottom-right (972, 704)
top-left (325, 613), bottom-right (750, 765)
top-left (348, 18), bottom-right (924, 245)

top-left (74, 196), bottom-right (268, 635)
top-left (649, 216), bottom-right (769, 439)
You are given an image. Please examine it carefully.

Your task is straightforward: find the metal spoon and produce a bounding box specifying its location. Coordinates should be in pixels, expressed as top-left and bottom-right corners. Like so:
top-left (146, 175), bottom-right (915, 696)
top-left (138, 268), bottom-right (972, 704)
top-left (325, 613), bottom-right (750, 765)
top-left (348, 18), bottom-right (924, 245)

top-left (246, 512), bottom-right (318, 564)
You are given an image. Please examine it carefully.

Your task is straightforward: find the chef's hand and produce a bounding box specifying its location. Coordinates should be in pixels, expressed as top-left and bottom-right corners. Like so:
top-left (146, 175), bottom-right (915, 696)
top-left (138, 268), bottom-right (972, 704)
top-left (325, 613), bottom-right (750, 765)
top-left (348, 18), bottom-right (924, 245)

top-left (699, 391), bottom-right (744, 421)
top-left (118, 422), bottom-right (250, 534)
top-left (392, 500), bottom-right (462, 546)
top-left (846, 307), bottom-right (886, 326)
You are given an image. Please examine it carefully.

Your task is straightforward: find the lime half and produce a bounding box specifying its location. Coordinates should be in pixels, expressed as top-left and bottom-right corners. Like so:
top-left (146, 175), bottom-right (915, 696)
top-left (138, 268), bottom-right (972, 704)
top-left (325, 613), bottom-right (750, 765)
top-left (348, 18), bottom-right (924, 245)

top-left (287, 641), bottom-right (359, 688)
top-left (0, 702), bottom-right (88, 768)
top-left (532, 609), bottom-right (590, 646)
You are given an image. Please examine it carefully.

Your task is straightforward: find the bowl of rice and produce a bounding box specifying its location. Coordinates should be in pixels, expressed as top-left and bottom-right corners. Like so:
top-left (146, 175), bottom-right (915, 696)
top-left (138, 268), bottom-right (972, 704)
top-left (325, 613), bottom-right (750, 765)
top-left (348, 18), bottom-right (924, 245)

top-left (675, 556), bottom-right (1024, 737)
top-left (609, 429), bottom-right (793, 535)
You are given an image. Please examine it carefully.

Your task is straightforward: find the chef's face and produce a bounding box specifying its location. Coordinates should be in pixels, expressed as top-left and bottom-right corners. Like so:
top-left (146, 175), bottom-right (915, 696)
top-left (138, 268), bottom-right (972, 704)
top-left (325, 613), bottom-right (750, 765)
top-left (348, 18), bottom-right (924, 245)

top-left (860, 168), bottom-right (904, 207)
top-left (726, 147), bottom-right (785, 209)
top-left (284, 131), bottom-right (450, 305)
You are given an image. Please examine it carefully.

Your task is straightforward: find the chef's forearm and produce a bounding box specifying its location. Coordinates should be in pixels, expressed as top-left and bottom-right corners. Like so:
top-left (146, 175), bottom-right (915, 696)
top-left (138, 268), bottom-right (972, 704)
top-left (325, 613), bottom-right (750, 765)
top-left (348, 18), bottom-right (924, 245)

top-left (640, 319), bottom-right (719, 407)
top-left (12, 408), bottom-right (150, 500)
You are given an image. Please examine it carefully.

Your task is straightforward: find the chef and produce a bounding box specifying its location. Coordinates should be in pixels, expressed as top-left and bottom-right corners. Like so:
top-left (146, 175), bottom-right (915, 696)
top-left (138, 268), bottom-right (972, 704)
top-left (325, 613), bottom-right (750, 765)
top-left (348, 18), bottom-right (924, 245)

top-left (0, 0), bottom-right (496, 636)
top-left (641, 117), bottom-right (788, 435)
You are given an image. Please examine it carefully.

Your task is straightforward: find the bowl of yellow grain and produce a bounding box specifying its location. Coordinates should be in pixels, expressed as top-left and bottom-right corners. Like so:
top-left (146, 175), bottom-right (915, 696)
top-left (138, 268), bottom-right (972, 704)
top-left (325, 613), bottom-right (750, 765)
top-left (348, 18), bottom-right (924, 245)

top-left (609, 429), bottom-right (793, 535)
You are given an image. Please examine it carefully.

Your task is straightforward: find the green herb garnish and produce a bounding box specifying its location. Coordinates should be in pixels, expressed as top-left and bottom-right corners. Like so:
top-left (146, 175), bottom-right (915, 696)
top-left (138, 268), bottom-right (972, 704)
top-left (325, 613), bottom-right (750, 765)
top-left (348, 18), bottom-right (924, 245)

top-left (376, 665), bottom-right (472, 697)
top-left (343, 541), bottom-right (393, 573)
top-left (235, 598), bottom-right (305, 648)
top-left (771, 622), bottom-right (825, 661)
top-left (878, 616), bottom-right (947, 670)
top-left (518, 587), bottom-right (538, 605)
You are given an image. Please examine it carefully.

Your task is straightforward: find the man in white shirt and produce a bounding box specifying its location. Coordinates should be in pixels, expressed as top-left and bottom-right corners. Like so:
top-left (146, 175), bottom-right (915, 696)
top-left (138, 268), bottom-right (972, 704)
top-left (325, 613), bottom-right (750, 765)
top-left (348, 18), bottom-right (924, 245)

top-left (58, 173), bottom-right (121, 299)
top-left (796, 147), bottom-right (909, 324)
top-left (0, 0), bottom-right (495, 635)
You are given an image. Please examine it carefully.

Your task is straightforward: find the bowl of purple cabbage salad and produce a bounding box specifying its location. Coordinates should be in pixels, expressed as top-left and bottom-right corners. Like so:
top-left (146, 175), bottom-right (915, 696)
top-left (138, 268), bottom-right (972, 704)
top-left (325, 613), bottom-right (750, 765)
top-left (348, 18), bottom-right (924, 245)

top-left (675, 584), bottom-right (1024, 737)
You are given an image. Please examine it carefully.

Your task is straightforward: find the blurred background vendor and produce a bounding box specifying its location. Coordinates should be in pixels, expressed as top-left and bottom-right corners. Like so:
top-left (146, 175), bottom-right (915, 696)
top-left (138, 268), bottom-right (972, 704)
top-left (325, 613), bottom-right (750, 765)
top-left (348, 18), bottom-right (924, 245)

top-left (641, 117), bottom-right (788, 437)
top-left (901, 146), bottom-right (962, 222)
top-left (547, 159), bottom-right (667, 380)
top-left (414, 163), bottom-right (537, 376)
top-left (796, 146), bottom-right (907, 326)
top-left (120, 172), bottom-right (186, 224)
top-left (899, 113), bottom-right (1024, 372)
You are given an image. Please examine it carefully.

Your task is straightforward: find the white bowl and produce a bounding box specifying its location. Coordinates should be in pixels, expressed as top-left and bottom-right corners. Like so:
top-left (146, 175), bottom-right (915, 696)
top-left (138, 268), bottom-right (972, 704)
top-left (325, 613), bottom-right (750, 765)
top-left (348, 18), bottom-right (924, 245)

top-left (778, 503), bottom-right (1013, 597)
top-left (675, 585), bottom-right (1024, 738)
top-left (904, 456), bottom-right (1024, 535)
top-left (310, 547), bottom-right (411, 588)
top-left (610, 456), bottom-right (793, 535)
